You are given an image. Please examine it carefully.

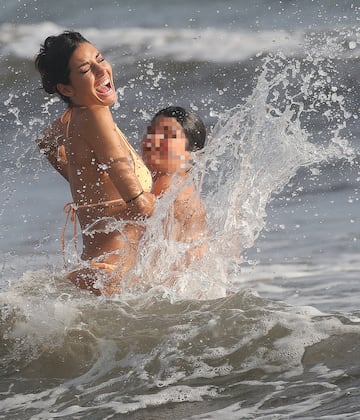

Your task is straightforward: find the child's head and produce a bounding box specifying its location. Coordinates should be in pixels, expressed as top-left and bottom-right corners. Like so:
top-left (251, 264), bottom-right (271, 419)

top-left (152, 106), bottom-right (206, 152)
top-left (142, 106), bottom-right (206, 174)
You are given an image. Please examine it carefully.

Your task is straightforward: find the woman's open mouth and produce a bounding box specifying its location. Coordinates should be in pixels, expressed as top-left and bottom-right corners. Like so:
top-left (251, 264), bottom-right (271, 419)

top-left (95, 78), bottom-right (113, 97)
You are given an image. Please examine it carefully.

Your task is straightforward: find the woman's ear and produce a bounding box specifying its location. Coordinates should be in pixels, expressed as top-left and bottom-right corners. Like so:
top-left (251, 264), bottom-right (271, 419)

top-left (56, 83), bottom-right (74, 98)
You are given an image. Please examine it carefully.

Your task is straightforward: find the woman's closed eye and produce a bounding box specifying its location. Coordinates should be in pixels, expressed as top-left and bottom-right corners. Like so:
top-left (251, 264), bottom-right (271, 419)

top-left (79, 56), bottom-right (105, 74)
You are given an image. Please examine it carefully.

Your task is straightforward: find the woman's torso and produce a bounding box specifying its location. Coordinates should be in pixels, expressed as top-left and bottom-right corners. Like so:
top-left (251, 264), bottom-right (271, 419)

top-left (59, 106), bottom-right (152, 261)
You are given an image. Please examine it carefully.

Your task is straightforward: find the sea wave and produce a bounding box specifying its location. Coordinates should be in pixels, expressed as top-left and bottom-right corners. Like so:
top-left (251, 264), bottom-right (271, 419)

top-left (0, 21), bottom-right (358, 63)
top-left (1, 272), bottom-right (360, 418)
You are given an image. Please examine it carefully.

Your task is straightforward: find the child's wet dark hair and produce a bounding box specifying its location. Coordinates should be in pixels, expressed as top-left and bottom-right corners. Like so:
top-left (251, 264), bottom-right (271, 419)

top-left (152, 106), bottom-right (206, 151)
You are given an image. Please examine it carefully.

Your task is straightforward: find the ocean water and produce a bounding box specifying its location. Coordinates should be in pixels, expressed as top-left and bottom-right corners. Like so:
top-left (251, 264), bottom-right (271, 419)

top-left (1, 0), bottom-right (360, 418)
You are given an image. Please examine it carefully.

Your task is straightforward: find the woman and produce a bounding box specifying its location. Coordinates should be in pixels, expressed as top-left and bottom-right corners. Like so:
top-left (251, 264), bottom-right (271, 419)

top-left (35, 31), bottom-right (155, 296)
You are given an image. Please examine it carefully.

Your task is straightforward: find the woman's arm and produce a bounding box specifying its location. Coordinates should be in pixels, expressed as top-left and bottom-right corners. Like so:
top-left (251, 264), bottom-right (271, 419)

top-left (81, 108), bottom-right (155, 217)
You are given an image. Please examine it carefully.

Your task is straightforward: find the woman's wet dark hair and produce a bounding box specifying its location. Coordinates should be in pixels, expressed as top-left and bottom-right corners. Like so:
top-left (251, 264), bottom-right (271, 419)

top-left (152, 106), bottom-right (206, 151)
top-left (35, 31), bottom-right (89, 104)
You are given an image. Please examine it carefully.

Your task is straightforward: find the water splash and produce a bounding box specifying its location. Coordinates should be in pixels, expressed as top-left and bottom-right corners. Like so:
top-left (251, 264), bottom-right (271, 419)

top-left (122, 51), bottom-right (356, 300)
top-left (0, 43), bottom-right (356, 301)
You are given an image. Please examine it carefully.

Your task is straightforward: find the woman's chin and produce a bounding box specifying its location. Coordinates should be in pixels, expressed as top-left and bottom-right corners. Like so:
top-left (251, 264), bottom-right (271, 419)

top-left (95, 91), bottom-right (117, 106)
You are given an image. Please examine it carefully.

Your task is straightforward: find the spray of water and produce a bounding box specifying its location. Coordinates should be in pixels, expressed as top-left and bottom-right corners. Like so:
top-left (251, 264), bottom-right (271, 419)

top-left (0, 27), bottom-right (357, 300)
top-left (120, 52), bottom-right (356, 300)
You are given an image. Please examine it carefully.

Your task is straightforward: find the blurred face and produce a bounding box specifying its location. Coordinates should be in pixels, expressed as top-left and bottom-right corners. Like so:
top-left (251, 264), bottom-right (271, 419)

top-left (57, 42), bottom-right (116, 107)
top-left (142, 116), bottom-right (190, 174)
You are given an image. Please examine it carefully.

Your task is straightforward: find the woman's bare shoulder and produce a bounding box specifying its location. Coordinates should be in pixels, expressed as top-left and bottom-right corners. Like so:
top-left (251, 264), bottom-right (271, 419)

top-left (77, 108), bottom-right (117, 139)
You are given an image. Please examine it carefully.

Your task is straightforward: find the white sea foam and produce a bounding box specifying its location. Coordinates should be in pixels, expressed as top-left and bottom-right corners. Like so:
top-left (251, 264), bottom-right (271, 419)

top-left (2, 21), bottom-right (358, 64)
top-left (0, 21), bottom-right (336, 63)
top-left (1, 269), bottom-right (360, 418)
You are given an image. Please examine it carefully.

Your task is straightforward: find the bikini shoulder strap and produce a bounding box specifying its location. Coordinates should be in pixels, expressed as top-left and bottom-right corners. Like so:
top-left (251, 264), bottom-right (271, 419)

top-left (60, 107), bottom-right (72, 139)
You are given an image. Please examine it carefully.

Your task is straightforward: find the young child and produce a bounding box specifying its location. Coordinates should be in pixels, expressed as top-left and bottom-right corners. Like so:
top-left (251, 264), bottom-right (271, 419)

top-left (141, 106), bottom-right (207, 264)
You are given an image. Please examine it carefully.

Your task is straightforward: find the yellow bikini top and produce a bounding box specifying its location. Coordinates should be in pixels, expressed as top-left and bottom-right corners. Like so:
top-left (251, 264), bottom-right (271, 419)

top-left (114, 125), bottom-right (152, 193)
top-left (60, 107), bottom-right (152, 193)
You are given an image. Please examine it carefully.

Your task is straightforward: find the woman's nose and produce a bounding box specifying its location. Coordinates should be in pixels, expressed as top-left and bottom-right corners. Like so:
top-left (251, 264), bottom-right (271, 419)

top-left (93, 62), bottom-right (106, 76)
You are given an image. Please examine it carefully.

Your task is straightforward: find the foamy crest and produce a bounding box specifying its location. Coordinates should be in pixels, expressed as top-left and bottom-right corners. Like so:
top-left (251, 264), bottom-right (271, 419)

top-left (0, 269), bottom-right (99, 377)
top-left (2, 287), bottom-right (360, 418)
top-left (1, 21), bottom-right (358, 63)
